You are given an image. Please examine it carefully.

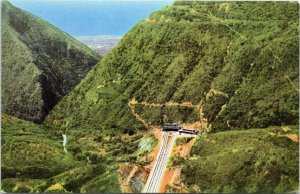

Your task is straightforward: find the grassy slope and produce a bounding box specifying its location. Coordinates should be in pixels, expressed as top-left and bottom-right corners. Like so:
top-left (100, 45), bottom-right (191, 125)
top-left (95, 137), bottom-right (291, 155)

top-left (3, 1), bottom-right (297, 193)
top-left (1, 115), bottom-right (156, 192)
top-left (1, 0), bottom-right (101, 123)
top-left (180, 126), bottom-right (299, 193)
top-left (43, 2), bottom-right (298, 192)
top-left (1, 115), bottom-right (71, 175)
top-left (46, 1), bottom-right (298, 132)
top-left (1, 114), bottom-right (75, 191)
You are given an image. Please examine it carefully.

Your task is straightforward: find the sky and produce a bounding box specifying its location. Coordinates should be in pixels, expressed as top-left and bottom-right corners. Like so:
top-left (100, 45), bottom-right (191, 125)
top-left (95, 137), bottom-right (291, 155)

top-left (9, 0), bottom-right (173, 36)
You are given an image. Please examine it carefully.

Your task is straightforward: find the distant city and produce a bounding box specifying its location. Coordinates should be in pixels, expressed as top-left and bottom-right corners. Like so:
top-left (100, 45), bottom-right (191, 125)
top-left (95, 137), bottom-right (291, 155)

top-left (10, 0), bottom-right (172, 36)
top-left (10, 0), bottom-right (172, 57)
top-left (76, 35), bottom-right (122, 56)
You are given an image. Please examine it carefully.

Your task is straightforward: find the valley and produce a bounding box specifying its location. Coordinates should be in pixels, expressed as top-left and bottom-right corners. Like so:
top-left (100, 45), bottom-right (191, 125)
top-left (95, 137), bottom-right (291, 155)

top-left (1, 0), bottom-right (101, 123)
top-left (1, 1), bottom-right (299, 193)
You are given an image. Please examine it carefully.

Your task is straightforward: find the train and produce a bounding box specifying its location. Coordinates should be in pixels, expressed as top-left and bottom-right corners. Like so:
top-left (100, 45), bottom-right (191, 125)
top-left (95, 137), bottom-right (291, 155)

top-left (162, 123), bottom-right (198, 135)
top-left (162, 123), bottom-right (182, 131)
top-left (178, 128), bottom-right (198, 135)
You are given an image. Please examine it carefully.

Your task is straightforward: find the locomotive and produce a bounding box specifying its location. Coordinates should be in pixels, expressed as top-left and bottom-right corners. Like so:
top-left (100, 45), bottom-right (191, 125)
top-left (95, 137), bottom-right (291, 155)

top-left (162, 123), bottom-right (182, 131)
top-left (162, 123), bottom-right (198, 135)
top-left (178, 128), bottom-right (198, 135)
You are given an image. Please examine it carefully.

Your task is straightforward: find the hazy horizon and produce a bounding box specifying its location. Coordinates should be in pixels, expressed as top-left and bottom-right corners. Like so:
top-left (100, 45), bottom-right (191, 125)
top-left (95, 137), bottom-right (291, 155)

top-left (9, 0), bottom-right (173, 36)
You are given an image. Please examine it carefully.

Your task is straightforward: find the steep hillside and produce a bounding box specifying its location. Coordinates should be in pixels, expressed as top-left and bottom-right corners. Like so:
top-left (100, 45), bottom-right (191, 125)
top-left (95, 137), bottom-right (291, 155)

top-left (1, 114), bottom-right (74, 191)
top-left (1, 114), bottom-right (154, 192)
top-left (179, 126), bottom-right (299, 193)
top-left (42, 2), bottom-right (299, 192)
top-left (2, 0), bottom-right (101, 123)
top-left (46, 1), bottom-right (298, 132)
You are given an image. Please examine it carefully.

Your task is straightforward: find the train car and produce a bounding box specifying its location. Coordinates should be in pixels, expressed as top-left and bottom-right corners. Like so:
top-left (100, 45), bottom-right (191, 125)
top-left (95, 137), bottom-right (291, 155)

top-left (178, 129), bottom-right (198, 135)
top-left (162, 123), bottom-right (182, 131)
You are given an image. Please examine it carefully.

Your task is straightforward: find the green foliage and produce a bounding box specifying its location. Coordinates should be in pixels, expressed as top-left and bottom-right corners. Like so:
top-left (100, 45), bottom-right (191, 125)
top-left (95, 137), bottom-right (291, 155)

top-left (211, 26), bottom-right (299, 131)
top-left (46, 1), bottom-right (298, 134)
top-left (3, 1), bottom-right (299, 193)
top-left (1, 0), bottom-right (100, 123)
top-left (1, 115), bottom-right (77, 192)
top-left (43, 165), bottom-right (105, 192)
top-left (43, 2), bottom-right (298, 192)
top-left (1, 114), bottom-right (74, 180)
top-left (134, 105), bottom-right (199, 126)
top-left (181, 126), bottom-right (299, 193)
top-left (80, 170), bottom-right (121, 193)
top-left (1, 114), bottom-right (141, 193)
top-left (1, 178), bottom-right (47, 192)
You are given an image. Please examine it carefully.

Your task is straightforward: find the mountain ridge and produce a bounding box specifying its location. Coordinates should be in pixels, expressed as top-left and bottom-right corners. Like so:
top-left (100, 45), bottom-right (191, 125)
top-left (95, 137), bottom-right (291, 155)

top-left (45, 1), bottom-right (298, 132)
top-left (44, 3), bottom-right (298, 192)
top-left (1, 1), bottom-right (299, 193)
top-left (2, 0), bottom-right (101, 123)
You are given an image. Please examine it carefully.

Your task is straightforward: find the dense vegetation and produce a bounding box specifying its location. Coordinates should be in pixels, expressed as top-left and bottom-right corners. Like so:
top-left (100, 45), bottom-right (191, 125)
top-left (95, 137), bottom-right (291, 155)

top-left (180, 126), bottom-right (299, 193)
top-left (2, 114), bottom-right (74, 192)
top-left (1, 115), bottom-right (157, 192)
top-left (43, 2), bottom-right (298, 192)
top-left (46, 1), bottom-right (298, 132)
top-left (2, 0), bottom-right (100, 123)
top-left (2, 1), bottom-right (298, 193)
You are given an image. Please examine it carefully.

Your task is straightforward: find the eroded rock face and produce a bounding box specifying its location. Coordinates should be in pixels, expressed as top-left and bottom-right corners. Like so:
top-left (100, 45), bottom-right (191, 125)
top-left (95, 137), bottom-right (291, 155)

top-left (2, 0), bottom-right (101, 123)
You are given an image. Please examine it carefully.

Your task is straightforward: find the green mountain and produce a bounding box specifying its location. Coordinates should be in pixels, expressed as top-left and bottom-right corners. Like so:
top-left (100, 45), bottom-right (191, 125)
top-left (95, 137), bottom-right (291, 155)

top-left (179, 126), bottom-right (299, 193)
top-left (46, 1), bottom-right (298, 132)
top-left (43, 1), bottom-right (299, 193)
top-left (44, 1), bottom-right (298, 193)
top-left (1, 0), bottom-right (101, 123)
top-left (2, 1), bottom-right (298, 193)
